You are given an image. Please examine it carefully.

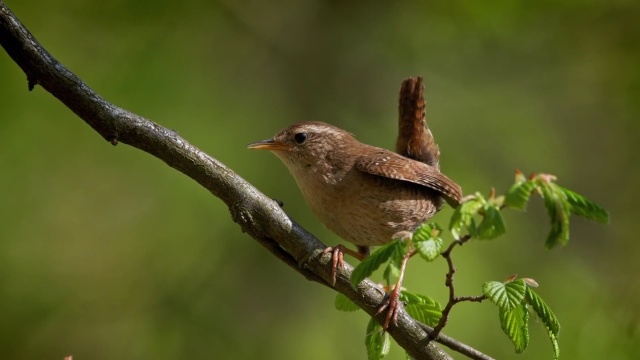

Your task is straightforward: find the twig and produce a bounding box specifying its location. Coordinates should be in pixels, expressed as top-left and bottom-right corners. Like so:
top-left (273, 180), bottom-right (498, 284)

top-left (419, 323), bottom-right (496, 360)
top-left (430, 234), bottom-right (487, 339)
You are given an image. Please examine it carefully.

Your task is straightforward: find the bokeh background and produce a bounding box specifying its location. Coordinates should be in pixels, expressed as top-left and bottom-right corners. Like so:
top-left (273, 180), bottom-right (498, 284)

top-left (1, 1), bottom-right (638, 359)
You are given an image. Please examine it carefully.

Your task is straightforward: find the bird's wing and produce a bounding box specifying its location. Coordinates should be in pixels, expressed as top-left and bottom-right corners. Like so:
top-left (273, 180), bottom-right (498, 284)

top-left (355, 148), bottom-right (463, 206)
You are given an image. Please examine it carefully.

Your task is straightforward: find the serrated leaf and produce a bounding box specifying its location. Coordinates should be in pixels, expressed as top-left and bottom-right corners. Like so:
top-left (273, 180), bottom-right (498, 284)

top-left (366, 317), bottom-right (390, 360)
top-left (412, 222), bottom-right (442, 241)
top-left (505, 179), bottom-right (536, 210)
top-left (558, 186), bottom-right (609, 224)
top-left (335, 293), bottom-right (361, 312)
top-left (541, 184), bottom-right (571, 248)
top-left (499, 303), bottom-right (530, 354)
top-left (351, 240), bottom-right (405, 288)
top-left (414, 237), bottom-right (443, 261)
top-left (405, 303), bottom-right (442, 327)
top-left (483, 280), bottom-right (527, 311)
top-left (449, 197), bottom-right (484, 239)
top-left (413, 223), bottom-right (443, 261)
top-left (548, 328), bottom-right (560, 360)
top-left (400, 291), bottom-right (442, 326)
top-left (526, 288), bottom-right (560, 336)
top-left (399, 291), bottom-right (442, 307)
top-left (477, 204), bottom-right (506, 239)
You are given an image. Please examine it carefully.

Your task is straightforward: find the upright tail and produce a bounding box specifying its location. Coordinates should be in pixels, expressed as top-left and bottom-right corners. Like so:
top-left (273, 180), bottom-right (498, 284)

top-left (396, 76), bottom-right (440, 170)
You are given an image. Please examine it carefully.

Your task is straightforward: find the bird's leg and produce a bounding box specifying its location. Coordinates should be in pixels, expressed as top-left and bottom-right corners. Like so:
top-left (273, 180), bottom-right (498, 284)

top-left (376, 248), bottom-right (411, 330)
top-left (322, 245), bottom-right (369, 286)
top-left (356, 245), bottom-right (370, 257)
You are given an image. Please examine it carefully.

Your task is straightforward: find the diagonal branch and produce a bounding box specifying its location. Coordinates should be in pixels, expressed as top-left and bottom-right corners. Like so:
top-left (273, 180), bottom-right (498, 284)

top-left (0, 2), bottom-right (484, 359)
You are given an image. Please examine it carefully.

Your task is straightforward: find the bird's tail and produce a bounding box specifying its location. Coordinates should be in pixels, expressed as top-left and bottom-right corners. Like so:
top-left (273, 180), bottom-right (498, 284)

top-left (396, 76), bottom-right (441, 170)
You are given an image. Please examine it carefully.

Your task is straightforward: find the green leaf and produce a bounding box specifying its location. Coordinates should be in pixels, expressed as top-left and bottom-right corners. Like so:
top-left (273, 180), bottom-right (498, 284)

top-left (476, 204), bottom-right (506, 239)
top-left (382, 260), bottom-right (400, 286)
top-left (526, 288), bottom-right (560, 336)
top-left (483, 280), bottom-right (527, 311)
top-left (413, 223), bottom-right (443, 261)
top-left (449, 196), bottom-right (484, 239)
top-left (335, 293), bottom-right (361, 312)
top-left (351, 240), bottom-right (405, 288)
top-left (499, 303), bottom-right (530, 354)
top-left (559, 186), bottom-right (609, 224)
top-left (412, 222), bottom-right (442, 241)
top-left (540, 183), bottom-right (571, 248)
top-left (405, 303), bottom-right (442, 327)
top-left (527, 288), bottom-right (561, 359)
top-left (400, 291), bottom-right (442, 325)
top-left (401, 292), bottom-right (442, 327)
top-left (399, 290), bottom-right (441, 306)
top-left (414, 237), bottom-right (443, 261)
top-left (505, 179), bottom-right (536, 210)
top-left (366, 317), bottom-right (390, 360)
top-left (548, 328), bottom-right (560, 360)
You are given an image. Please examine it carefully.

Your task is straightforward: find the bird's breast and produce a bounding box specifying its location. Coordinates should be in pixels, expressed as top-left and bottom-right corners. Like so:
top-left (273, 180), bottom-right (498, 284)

top-left (291, 166), bottom-right (441, 247)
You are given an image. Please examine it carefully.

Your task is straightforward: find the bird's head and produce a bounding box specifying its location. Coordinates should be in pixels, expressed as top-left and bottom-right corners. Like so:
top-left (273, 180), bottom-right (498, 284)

top-left (247, 121), bottom-right (356, 170)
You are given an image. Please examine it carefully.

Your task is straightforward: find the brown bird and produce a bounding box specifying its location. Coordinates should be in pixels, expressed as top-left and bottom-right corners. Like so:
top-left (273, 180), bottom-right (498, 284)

top-left (248, 78), bottom-right (461, 328)
top-left (249, 121), bottom-right (461, 243)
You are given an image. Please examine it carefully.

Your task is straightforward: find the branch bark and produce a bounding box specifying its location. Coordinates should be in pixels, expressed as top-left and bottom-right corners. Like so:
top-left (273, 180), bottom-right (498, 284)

top-left (0, 2), bottom-right (485, 359)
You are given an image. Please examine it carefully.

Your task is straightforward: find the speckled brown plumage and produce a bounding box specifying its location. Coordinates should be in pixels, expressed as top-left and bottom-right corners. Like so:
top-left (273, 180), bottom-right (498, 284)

top-left (247, 121), bottom-right (462, 247)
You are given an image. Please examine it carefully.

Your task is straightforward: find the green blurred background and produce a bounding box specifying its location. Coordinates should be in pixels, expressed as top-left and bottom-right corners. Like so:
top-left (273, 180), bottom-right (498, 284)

top-left (1, 1), bottom-right (638, 359)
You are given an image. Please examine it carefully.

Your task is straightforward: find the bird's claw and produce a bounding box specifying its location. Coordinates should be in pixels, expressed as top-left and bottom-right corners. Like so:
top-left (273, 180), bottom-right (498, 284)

top-left (375, 286), bottom-right (403, 330)
top-left (322, 245), bottom-right (346, 286)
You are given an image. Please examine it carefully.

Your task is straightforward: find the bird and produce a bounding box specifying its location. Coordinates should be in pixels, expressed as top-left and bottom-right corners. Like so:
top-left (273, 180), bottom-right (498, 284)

top-left (248, 77), bottom-right (462, 329)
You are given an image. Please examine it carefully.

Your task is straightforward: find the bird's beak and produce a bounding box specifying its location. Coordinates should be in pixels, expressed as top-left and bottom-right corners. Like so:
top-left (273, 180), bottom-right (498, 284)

top-left (247, 139), bottom-right (289, 151)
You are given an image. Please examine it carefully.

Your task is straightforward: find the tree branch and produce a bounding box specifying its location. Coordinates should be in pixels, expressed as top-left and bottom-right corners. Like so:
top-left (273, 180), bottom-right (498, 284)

top-left (0, 2), bottom-right (483, 358)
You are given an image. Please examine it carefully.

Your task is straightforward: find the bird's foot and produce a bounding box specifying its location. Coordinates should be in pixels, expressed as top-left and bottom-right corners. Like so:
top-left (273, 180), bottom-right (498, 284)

top-left (322, 245), bottom-right (346, 286)
top-left (376, 284), bottom-right (403, 330)
top-left (322, 245), bottom-right (369, 286)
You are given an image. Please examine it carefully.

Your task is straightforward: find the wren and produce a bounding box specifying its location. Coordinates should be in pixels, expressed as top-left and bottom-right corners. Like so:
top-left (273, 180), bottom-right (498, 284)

top-left (247, 121), bottom-right (462, 251)
top-left (248, 78), bottom-right (462, 330)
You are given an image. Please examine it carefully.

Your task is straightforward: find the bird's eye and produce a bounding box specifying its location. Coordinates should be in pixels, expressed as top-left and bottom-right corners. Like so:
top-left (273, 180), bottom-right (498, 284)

top-left (294, 132), bottom-right (308, 144)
